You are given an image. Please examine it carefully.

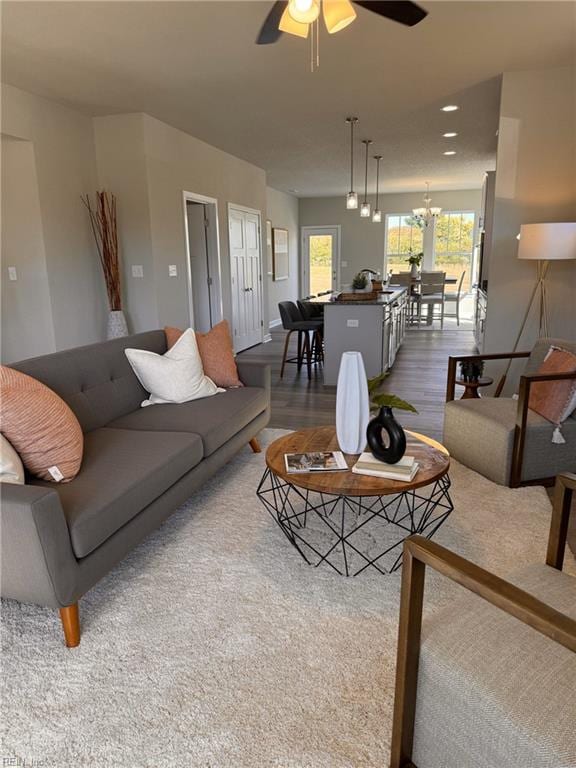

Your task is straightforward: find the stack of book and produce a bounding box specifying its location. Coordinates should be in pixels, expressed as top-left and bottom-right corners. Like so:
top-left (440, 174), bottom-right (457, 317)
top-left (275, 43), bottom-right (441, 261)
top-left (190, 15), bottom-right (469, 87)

top-left (352, 453), bottom-right (419, 482)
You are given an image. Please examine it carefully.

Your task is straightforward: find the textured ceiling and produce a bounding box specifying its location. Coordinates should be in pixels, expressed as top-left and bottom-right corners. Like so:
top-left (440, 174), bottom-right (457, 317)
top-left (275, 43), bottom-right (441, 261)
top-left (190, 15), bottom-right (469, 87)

top-left (2, 1), bottom-right (575, 195)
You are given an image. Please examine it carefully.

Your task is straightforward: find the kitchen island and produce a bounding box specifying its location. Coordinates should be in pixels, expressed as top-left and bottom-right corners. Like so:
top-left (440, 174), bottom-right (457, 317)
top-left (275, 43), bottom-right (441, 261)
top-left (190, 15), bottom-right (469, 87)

top-left (314, 288), bottom-right (409, 385)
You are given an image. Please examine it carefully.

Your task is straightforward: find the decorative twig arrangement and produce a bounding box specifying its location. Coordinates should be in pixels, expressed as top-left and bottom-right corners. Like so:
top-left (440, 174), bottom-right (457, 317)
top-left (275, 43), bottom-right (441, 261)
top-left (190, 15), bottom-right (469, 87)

top-left (82, 191), bottom-right (122, 311)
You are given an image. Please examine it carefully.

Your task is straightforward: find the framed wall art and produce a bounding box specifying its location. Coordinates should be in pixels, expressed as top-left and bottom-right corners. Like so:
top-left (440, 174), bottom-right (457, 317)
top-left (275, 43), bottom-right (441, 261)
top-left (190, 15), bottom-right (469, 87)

top-left (272, 227), bottom-right (289, 282)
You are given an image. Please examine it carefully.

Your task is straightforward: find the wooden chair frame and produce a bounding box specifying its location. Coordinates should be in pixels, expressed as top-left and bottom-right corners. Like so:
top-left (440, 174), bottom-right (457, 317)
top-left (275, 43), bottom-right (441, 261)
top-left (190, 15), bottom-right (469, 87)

top-left (389, 473), bottom-right (576, 768)
top-left (446, 352), bottom-right (576, 487)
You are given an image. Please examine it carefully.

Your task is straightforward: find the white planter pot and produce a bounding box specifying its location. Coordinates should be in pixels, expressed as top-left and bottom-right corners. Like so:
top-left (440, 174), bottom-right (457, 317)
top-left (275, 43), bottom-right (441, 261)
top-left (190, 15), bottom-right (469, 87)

top-left (410, 263), bottom-right (419, 278)
top-left (106, 309), bottom-right (128, 340)
top-left (336, 351), bottom-right (370, 455)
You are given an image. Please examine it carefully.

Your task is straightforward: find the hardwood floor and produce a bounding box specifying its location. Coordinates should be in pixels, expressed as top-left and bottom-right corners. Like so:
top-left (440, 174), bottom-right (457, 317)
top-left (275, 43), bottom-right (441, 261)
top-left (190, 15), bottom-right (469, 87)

top-left (238, 327), bottom-right (477, 441)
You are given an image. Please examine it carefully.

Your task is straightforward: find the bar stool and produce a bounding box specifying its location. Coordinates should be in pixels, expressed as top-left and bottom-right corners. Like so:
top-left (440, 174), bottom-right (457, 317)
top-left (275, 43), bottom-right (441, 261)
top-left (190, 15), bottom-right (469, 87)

top-left (278, 301), bottom-right (323, 379)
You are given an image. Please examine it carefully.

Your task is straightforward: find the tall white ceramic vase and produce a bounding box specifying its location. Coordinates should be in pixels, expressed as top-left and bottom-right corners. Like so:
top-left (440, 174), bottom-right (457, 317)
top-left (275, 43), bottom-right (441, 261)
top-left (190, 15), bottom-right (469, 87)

top-left (336, 351), bottom-right (370, 455)
top-left (106, 309), bottom-right (128, 340)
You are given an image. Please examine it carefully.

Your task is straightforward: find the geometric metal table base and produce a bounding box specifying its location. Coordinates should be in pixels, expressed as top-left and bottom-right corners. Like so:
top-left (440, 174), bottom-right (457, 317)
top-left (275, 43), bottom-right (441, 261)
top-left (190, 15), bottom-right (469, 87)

top-left (257, 468), bottom-right (454, 576)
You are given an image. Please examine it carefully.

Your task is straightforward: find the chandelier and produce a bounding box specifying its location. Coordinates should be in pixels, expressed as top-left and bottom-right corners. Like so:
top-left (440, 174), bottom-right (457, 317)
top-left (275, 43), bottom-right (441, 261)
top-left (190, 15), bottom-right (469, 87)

top-left (412, 182), bottom-right (441, 226)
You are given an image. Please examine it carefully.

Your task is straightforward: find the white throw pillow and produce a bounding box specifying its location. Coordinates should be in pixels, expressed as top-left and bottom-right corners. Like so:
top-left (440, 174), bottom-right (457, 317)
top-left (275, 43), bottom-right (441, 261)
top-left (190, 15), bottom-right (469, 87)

top-left (0, 433), bottom-right (25, 484)
top-left (125, 328), bottom-right (224, 407)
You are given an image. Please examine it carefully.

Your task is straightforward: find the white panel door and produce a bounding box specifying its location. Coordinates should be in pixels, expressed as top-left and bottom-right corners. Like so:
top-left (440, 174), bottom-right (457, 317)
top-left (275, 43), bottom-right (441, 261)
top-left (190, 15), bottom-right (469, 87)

top-left (229, 207), bottom-right (263, 351)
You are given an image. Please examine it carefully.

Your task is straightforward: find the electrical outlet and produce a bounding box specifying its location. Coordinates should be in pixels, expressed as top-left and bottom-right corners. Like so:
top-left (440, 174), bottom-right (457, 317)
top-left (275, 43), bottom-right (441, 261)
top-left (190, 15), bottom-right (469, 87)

top-left (341, 261), bottom-right (348, 268)
top-left (131, 265), bottom-right (144, 278)
top-left (8, 266), bottom-right (17, 281)
top-left (347, 319), bottom-right (359, 328)
top-left (169, 265), bottom-right (178, 277)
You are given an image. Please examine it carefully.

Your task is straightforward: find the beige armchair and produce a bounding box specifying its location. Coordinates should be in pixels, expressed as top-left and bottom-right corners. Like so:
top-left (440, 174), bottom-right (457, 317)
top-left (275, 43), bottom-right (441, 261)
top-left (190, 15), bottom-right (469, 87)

top-left (389, 473), bottom-right (576, 768)
top-left (443, 337), bottom-right (576, 487)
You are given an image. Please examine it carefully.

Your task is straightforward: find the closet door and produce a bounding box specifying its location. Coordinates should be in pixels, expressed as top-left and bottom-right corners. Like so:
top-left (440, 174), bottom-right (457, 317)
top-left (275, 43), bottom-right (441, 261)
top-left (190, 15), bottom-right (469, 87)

top-left (229, 206), bottom-right (263, 351)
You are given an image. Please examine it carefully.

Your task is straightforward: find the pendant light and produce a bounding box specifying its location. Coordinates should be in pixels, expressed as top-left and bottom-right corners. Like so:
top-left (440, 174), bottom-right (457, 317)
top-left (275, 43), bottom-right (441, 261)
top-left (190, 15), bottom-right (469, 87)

top-left (360, 139), bottom-right (372, 218)
top-left (345, 117), bottom-right (359, 210)
top-left (372, 155), bottom-right (382, 222)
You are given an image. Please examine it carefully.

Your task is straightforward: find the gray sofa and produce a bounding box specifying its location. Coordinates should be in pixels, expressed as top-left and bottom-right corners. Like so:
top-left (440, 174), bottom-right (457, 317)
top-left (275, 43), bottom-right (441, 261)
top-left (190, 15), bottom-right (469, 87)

top-left (1, 331), bottom-right (270, 647)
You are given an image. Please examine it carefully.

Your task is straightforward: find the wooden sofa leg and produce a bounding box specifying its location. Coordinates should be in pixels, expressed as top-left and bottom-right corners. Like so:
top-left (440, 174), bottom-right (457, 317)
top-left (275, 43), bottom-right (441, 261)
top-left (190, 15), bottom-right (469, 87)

top-left (59, 603), bottom-right (80, 648)
top-left (249, 437), bottom-right (262, 453)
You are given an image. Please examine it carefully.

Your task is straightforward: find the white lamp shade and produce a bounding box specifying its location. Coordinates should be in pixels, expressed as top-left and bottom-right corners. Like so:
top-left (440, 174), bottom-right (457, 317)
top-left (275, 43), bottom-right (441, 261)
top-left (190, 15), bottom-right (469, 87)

top-left (517, 222), bottom-right (576, 261)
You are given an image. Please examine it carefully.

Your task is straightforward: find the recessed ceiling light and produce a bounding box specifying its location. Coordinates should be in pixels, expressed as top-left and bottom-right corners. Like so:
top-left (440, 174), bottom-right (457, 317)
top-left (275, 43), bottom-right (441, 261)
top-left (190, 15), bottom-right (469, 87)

top-left (441, 105), bottom-right (459, 112)
top-left (443, 132), bottom-right (458, 138)
top-left (443, 151), bottom-right (456, 156)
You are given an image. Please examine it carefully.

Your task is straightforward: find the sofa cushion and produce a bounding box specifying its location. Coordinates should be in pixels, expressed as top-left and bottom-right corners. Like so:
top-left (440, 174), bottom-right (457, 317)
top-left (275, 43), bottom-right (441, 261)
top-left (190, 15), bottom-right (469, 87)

top-left (443, 397), bottom-right (576, 484)
top-left (109, 386), bottom-right (268, 456)
top-left (35, 427), bottom-right (203, 558)
top-left (11, 331), bottom-right (167, 433)
top-left (413, 563), bottom-right (576, 768)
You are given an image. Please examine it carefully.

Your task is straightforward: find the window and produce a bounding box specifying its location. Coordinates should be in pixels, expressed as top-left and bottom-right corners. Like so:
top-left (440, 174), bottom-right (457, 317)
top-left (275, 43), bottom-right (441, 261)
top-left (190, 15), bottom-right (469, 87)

top-left (385, 214), bottom-right (424, 275)
top-left (433, 211), bottom-right (475, 291)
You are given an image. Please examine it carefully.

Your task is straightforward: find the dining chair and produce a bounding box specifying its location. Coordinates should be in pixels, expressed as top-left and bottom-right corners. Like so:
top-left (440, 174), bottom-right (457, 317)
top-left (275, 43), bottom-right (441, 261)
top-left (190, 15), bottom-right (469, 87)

top-left (278, 301), bottom-right (323, 379)
top-left (443, 271), bottom-right (466, 326)
top-left (390, 273), bottom-right (417, 323)
top-left (414, 271), bottom-right (446, 328)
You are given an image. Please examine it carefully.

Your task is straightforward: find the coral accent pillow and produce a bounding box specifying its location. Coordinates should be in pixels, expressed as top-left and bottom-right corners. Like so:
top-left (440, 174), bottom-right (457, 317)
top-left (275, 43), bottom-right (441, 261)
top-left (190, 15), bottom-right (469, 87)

top-left (0, 366), bottom-right (84, 483)
top-left (529, 346), bottom-right (576, 425)
top-left (164, 321), bottom-right (243, 388)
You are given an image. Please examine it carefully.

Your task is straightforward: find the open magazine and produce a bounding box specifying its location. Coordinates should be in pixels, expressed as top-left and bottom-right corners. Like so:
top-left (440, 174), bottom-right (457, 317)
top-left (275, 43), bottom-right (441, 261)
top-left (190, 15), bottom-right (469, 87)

top-left (284, 451), bottom-right (348, 473)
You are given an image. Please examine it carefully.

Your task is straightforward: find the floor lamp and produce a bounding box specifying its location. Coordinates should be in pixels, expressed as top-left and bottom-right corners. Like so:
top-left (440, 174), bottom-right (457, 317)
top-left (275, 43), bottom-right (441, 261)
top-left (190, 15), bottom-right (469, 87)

top-left (496, 222), bottom-right (576, 395)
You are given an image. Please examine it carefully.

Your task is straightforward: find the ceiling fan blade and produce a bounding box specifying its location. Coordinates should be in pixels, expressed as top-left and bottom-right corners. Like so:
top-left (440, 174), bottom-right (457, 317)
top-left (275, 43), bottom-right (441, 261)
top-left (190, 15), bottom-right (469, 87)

top-left (353, 1), bottom-right (428, 27)
top-left (256, 1), bottom-right (287, 44)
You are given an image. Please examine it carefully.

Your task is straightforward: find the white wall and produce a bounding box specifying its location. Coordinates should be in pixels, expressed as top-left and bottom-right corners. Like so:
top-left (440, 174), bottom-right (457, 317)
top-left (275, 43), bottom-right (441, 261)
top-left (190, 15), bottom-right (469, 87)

top-left (2, 86), bottom-right (270, 357)
top-left (299, 190), bottom-right (482, 286)
top-left (483, 66), bottom-right (576, 390)
top-left (1, 137), bottom-right (56, 362)
top-left (266, 186), bottom-right (300, 327)
top-left (142, 114), bottom-right (269, 331)
top-left (93, 113), bottom-right (158, 333)
top-left (1, 84), bottom-right (106, 358)
top-left (94, 113), bottom-right (269, 333)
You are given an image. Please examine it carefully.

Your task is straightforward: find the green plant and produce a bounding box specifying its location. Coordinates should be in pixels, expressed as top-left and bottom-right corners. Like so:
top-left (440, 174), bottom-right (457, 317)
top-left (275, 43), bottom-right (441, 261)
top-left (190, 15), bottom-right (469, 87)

top-left (367, 372), bottom-right (418, 413)
top-left (406, 251), bottom-right (423, 267)
top-left (459, 359), bottom-right (485, 382)
top-left (352, 272), bottom-right (368, 290)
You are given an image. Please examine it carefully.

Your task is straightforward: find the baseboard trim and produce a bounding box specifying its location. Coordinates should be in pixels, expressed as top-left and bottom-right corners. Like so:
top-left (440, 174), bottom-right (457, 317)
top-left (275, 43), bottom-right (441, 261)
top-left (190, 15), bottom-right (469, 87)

top-left (269, 318), bottom-right (282, 329)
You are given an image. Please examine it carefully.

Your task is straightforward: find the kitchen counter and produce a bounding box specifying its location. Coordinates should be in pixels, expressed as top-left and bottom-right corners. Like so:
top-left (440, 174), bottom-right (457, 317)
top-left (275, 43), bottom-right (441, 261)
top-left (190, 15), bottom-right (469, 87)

top-left (320, 289), bottom-right (409, 385)
top-left (311, 288), bottom-right (407, 306)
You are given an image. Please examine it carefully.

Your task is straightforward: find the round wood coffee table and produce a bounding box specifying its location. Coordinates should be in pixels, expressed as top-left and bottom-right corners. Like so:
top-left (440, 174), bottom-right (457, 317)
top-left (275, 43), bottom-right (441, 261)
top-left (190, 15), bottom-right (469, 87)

top-left (256, 426), bottom-right (453, 576)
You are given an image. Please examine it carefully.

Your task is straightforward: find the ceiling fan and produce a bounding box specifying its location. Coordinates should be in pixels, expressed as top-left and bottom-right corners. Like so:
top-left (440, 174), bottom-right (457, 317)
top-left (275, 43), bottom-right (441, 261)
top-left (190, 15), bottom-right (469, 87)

top-left (256, 0), bottom-right (428, 45)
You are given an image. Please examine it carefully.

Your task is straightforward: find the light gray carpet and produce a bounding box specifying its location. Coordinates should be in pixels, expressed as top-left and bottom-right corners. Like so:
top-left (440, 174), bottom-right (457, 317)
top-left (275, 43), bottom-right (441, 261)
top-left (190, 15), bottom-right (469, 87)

top-left (2, 428), bottom-right (573, 768)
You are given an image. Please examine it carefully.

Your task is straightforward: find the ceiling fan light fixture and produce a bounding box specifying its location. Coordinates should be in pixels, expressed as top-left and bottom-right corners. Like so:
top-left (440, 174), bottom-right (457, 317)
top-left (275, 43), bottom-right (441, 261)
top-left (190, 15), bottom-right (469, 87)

top-left (323, 0), bottom-right (357, 34)
top-left (287, 0), bottom-right (320, 24)
top-left (279, 6), bottom-right (310, 37)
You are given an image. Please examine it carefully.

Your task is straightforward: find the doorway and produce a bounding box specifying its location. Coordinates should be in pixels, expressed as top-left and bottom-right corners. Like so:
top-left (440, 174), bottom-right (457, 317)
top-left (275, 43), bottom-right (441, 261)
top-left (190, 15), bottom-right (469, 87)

top-left (228, 204), bottom-right (264, 352)
top-left (301, 226), bottom-right (341, 296)
top-left (183, 192), bottom-right (223, 333)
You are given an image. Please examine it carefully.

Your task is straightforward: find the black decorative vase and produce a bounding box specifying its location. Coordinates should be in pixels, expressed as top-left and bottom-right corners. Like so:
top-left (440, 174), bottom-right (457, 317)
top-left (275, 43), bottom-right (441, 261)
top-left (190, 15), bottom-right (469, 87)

top-left (366, 406), bottom-right (406, 464)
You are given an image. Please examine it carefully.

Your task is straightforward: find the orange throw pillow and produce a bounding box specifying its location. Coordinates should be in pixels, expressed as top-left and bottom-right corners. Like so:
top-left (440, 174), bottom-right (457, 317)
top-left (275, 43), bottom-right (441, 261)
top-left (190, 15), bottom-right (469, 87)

top-left (529, 346), bottom-right (576, 425)
top-left (164, 321), bottom-right (243, 388)
top-left (0, 366), bottom-right (84, 482)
